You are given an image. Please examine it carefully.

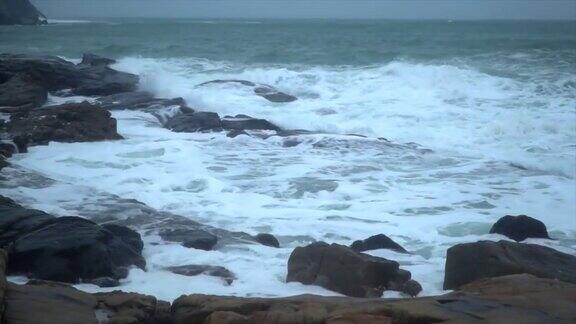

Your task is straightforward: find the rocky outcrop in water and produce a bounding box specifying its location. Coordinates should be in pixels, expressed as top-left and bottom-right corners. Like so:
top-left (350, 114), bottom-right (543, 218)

top-left (255, 233), bottom-right (280, 248)
top-left (6, 102), bottom-right (123, 148)
top-left (286, 242), bottom-right (421, 297)
top-left (0, 54), bottom-right (138, 98)
top-left (490, 214), bottom-right (550, 242)
top-left (159, 228), bottom-right (218, 251)
top-left (350, 234), bottom-right (409, 254)
top-left (0, 0), bottom-right (46, 25)
top-left (444, 240), bottom-right (576, 289)
top-left (165, 111), bottom-right (282, 134)
top-left (198, 79), bottom-right (297, 103)
top-left (165, 265), bottom-right (236, 285)
top-left (0, 73), bottom-right (47, 111)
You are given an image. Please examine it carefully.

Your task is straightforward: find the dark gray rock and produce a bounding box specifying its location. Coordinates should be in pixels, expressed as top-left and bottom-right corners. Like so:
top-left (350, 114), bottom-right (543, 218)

top-left (222, 115), bottom-right (281, 131)
top-left (286, 242), bottom-right (420, 297)
top-left (0, 0), bottom-right (46, 25)
top-left (490, 215), bottom-right (550, 242)
top-left (0, 196), bottom-right (54, 247)
top-left (0, 54), bottom-right (138, 96)
top-left (79, 53), bottom-right (116, 67)
top-left (6, 102), bottom-right (123, 147)
top-left (255, 233), bottom-right (280, 248)
top-left (8, 216), bottom-right (146, 283)
top-left (95, 91), bottom-right (186, 111)
top-left (165, 265), bottom-right (236, 285)
top-left (164, 111), bottom-right (222, 133)
top-left (101, 224), bottom-right (144, 254)
top-left (350, 234), bottom-right (409, 254)
top-left (159, 228), bottom-right (218, 251)
top-left (0, 73), bottom-right (47, 110)
top-left (226, 129), bottom-right (249, 138)
top-left (198, 79), bottom-right (297, 103)
top-left (72, 65), bottom-right (138, 96)
top-left (444, 240), bottom-right (576, 289)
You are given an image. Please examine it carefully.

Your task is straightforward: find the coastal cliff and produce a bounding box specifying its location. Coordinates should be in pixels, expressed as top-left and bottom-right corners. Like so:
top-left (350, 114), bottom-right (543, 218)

top-left (0, 0), bottom-right (46, 25)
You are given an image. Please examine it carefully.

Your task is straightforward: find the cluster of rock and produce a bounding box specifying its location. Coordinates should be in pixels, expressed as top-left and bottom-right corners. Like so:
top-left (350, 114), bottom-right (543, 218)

top-left (1, 52), bottom-right (575, 322)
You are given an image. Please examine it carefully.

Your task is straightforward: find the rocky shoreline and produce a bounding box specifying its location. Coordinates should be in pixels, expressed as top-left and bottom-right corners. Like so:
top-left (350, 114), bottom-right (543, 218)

top-left (0, 53), bottom-right (575, 323)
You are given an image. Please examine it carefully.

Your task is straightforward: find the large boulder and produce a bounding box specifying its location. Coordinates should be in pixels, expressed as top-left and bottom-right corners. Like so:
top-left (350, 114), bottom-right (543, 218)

top-left (0, 54), bottom-right (138, 95)
top-left (198, 79), bottom-right (297, 103)
top-left (0, 73), bottom-right (47, 110)
top-left (286, 242), bottom-right (420, 297)
top-left (350, 234), bottom-right (409, 254)
top-left (489, 215), bottom-right (550, 242)
top-left (102, 223), bottom-right (144, 254)
top-left (0, 0), bottom-right (46, 25)
top-left (8, 216), bottom-right (146, 283)
top-left (0, 196), bottom-right (54, 247)
top-left (444, 240), bottom-right (576, 289)
top-left (6, 102), bottom-right (123, 147)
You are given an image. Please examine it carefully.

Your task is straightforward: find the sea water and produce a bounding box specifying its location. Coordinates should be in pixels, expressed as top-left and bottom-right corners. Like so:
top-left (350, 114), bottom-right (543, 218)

top-left (1, 18), bottom-right (575, 301)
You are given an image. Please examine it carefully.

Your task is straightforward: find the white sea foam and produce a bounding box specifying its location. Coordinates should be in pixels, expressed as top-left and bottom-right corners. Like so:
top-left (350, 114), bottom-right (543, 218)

top-left (2, 57), bottom-right (575, 301)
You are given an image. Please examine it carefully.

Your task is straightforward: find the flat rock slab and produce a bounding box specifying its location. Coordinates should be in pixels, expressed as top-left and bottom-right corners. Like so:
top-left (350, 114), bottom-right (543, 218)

top-left (198, 79), bottom-right (297, 103)
top-left (165, 265), bottom-right (236, 285)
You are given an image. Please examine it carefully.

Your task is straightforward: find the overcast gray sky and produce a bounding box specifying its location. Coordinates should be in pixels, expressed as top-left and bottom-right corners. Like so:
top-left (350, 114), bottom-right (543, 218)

top-left (32, 0), bottom-right (576, 20)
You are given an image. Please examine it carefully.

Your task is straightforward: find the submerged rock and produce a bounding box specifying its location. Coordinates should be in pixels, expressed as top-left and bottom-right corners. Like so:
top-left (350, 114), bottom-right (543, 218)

top-left (8, 216), bottom-right (146, 283)
top-left (222, 114), bottom-right (281, 131)
top-left (350, 234), bottom-right (409, 254)
top-left (159, 228), bottom-right (218, 251)
top-left (255, 233), bottom-right (280, 248)
top-left (0, 0), bottom-right (46, 25)
top-left (489, 215), bottom-right (550, 242)
top-left (165, 265), bottom-right (236, 285)
top-left (198, 79), bottom-right (297, 103)
top-left (286, 242), bottom-right (421, 297)
top-left (6, 102), bottom-right (123, 147)
top-left (95, 91), bottom-right (187, 111)
top-left (443, 240), bottom-right (576, 289)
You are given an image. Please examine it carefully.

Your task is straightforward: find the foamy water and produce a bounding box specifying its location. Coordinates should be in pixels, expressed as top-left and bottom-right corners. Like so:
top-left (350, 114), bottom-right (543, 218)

top-left (1, 19), bottom-right (575, 301)
top-left (2, 55), bottom-right (575, 301)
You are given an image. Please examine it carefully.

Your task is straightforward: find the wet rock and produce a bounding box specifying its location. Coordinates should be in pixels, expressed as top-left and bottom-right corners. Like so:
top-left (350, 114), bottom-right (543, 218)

top-left (226, 129), bottom-right (249, 138)
top-left (73, 65), bottom-right (139, 96)
top-left (159, 228), bottom-right (218, 251)
top-left (79, 53), bottom-right (116, 67)
top-left (0, 73), bottom-right (47, 110)
top-left (96, 91), bottom-right (187, 111)
top-left (8, 216), bottom-right (146, 283)
top-left (443, 240), bottom-right (576, 289)
top-left (198, 79), bottom-right (297, 103)
top-left (94, 290), bottom-right (171, 324)
top-left (350, 234), bottom-right (409, 254)
top-left (102, 223), bottom-right (144, 254)
top-left (0, 196), bottom-right (54, 247)
top-left (165, 265), bottom-right (236, 285)
top-left (0, 142), bottom-right (16, 157)
top-left (6, 102), bottom-right (123, 147)
top-left (0, 0), bottom-right (46, 25)
top-left (165, 111), bottom-right (222, 133)
top-left (255, 233), bottom-right (280, 248)
top-left (222, 114), bottom-right (281, 131)
top-left (489, 215), bottom-right (550, 242)
top-left (286, 242), bottom-right (419, 297)
top-left (0, 54), bottom-right (138, 95)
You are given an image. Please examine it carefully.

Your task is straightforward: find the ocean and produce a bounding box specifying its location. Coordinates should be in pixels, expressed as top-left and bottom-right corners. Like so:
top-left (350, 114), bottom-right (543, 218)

top-left (1, 18), bottom-right (575, 300)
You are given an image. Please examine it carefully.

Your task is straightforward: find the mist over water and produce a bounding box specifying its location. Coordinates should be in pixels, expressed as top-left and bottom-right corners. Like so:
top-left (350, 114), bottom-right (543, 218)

top-left (1, 19), bottom-right (575, 300)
